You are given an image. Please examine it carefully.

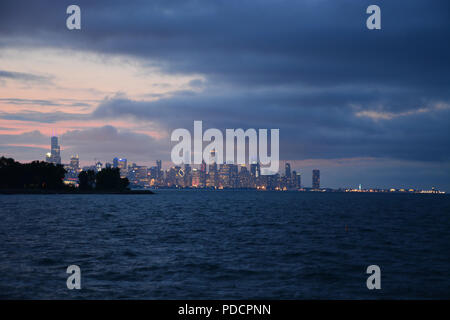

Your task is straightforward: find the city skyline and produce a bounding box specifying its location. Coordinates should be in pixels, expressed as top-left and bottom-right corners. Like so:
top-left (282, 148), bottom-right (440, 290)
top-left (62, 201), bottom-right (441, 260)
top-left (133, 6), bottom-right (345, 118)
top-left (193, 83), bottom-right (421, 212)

top-left (30, 135), bottom-right (445, 193)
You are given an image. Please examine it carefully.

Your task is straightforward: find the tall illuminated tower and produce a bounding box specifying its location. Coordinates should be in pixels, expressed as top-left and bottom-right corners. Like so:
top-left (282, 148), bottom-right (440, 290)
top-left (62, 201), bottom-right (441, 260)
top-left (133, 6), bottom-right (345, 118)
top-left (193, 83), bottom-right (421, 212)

top-left (45, 135), bottom-right (61, 165)
top-left (285, 163), bottom-right (291, 178)
top-left (312, 169), bottom-right (320, 189)
top-left (206, 149), bottom-right (218, 188)
top-left (70, 155), bottom-right (79, 170)
top-left (209, 149), bottom-right (217, 173)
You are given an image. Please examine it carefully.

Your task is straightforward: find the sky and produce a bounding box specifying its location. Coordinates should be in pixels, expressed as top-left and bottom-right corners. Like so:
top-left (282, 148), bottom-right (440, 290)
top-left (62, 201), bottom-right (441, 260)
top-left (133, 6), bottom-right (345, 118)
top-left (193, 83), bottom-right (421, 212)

top-left (0, 0), bottom-right (449, 190)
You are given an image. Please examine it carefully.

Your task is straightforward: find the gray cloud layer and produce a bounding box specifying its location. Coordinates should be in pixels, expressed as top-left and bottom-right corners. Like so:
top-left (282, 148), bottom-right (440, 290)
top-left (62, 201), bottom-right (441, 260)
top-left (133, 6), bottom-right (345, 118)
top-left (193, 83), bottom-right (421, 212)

top-left (91, 92), bottom-right (450, 162)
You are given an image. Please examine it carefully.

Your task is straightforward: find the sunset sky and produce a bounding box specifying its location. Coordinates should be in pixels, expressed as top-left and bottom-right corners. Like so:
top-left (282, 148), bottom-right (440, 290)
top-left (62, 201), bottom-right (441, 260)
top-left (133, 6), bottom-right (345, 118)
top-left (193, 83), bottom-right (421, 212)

top-left (0, 0), bottom-right (449, 190)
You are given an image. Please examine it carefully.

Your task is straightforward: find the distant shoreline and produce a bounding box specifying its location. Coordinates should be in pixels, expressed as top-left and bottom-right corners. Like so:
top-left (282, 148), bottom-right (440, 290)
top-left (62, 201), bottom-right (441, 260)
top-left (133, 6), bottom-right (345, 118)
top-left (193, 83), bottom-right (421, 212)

top-left (0, 188), bottom-right (446, 195)
top-left (0, 189), bottom-right (155, 195)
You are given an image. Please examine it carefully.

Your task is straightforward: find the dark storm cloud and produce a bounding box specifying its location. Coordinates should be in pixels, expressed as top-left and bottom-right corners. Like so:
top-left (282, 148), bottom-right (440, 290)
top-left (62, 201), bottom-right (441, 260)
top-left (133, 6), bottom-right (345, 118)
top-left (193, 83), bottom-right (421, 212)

top-left (92, 91), bottom-right (450, 162)
top-left (0, 0), bottom-right (449, 99)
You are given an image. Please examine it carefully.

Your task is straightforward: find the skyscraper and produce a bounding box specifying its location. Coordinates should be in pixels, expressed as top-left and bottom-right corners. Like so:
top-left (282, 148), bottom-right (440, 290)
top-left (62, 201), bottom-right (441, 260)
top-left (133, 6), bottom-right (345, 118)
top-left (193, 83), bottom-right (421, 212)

top-left (64, 154), bottom-right (80, 180)
top-left (128, 165), bottom-right (149, 187)
top-left (95, 161), bottom-right (103, 172)
top-left (200, 160), bottom-right (207, 187)
top-left (206, 149), bottom-right (218, 188)
top-left (312, 169), bottom-right (320, 189)
top-left (156, 160), bottom-right (162, 175)
top-left (209, 149), bottom-right (217, 173)
top-left (166, 167), bottom-right (178, 187)
top-left (200, 160), bottom-right (207, 173)
top-left (285, 163), bottom-right (291, 179)
top-left (229, 164), bottom-right (238, 188)
top-left (113, 158), bottom-right (127, 178)
top-left (154, 160), bottom-right (162, 184)
top-left (175, 166), bottom-right (185, 187)
top-left (184, 163), bottom-right (192, 187)
top-left (294, 171), bottom-right (301, 189)
top-left (219, 163), bottom-right (238, 188)
top-left (207, 169), bottom-right (218, 188)
top-left (191, 168), bottom-right (201, 187)
top-left (45, 136), bottom-right (61, 165)
top-left (238, 165), bottom-right (251, 188)
top-left (70, 155), bottom-right (79, 171)
top-left (250, 162), bottom-right (260, 177)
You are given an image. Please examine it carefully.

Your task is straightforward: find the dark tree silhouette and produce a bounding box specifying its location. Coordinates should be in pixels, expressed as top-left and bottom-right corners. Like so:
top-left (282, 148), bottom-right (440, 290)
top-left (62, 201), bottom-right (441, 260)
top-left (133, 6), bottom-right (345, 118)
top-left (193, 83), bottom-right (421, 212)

top-left (1, 156), bottom-right (130, 192)
top-left (95, 168), bottom-right (129, 190)
top-left (0, 157), bottom-right (20, 189)
top-left (78, 170), bottom-right (96, 190)
top-left (0, 156), bottom-right (66, 189)
top-left (77, 168), bottom-right (129, 191)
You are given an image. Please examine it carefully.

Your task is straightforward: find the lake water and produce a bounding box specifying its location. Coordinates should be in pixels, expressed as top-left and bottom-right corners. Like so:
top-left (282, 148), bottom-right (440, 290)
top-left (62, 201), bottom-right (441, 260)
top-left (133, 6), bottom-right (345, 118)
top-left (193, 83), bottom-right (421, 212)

top-left (0, 190), bottom-right (449, 299)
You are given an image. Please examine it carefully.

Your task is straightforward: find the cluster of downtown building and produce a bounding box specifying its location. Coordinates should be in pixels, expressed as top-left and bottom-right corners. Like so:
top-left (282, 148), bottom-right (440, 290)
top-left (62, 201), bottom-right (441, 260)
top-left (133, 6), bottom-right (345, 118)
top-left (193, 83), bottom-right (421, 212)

top-left (46, 136), bottom-right (318, 190)
top-left (65, 154), bottom-right (316, 191)
top-left (45, 136), bottom-right (445, 193)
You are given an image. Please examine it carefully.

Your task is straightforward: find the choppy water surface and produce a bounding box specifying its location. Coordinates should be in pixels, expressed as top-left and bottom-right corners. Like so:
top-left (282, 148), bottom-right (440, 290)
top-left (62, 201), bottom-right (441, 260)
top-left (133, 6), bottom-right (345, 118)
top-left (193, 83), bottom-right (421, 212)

top-left (0, 191), bottom-right (449, 299)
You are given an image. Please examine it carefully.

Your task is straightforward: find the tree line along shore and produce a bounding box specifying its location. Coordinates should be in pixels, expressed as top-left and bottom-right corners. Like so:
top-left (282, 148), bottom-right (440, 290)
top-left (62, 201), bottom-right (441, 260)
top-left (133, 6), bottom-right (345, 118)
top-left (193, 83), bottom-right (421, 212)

top-left (0, 156), bottom-right (154, 194)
